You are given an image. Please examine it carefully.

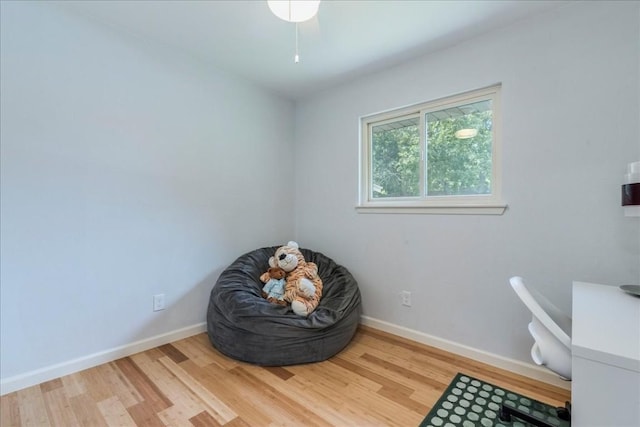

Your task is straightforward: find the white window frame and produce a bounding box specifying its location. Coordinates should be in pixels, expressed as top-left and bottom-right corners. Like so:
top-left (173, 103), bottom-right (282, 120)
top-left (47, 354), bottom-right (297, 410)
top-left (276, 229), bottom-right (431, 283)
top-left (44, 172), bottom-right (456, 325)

top-left (357, 85), bottom-right (507, 215)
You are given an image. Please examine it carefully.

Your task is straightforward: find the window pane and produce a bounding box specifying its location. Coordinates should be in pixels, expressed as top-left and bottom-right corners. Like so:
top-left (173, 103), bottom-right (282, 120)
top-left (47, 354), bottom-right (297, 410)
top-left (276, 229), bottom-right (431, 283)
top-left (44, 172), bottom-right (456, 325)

top-left (371, 117), bottom-right (420, 198)
top-left (426, 100), bottom-right (492, 196)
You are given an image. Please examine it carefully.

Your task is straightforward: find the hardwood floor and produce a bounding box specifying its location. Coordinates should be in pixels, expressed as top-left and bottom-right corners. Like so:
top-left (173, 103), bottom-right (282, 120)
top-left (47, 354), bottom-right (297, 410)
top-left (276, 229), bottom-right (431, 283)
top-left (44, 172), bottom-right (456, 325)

top-left (1, 326), bottom-right (570, 426)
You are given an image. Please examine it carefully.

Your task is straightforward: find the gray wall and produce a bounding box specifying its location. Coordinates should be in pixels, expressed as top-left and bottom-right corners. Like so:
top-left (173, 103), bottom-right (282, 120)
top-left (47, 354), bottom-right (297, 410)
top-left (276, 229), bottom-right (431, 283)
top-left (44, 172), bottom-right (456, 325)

top-left (0, 2), bottom-right (295, 380)
top-left (294, 1), bottom-right (640, 365)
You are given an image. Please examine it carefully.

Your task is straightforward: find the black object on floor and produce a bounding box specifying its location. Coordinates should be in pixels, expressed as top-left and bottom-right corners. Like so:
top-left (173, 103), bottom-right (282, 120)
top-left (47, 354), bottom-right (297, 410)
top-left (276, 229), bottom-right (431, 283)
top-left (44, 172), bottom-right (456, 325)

top-left (420, 373), bottom-right (570, 427)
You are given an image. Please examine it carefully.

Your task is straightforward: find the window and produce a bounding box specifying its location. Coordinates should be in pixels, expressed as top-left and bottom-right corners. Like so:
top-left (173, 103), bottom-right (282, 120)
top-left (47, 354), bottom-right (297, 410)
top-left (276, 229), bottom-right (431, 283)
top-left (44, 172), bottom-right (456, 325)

top-left (358, 85), bottom-right (506, 214)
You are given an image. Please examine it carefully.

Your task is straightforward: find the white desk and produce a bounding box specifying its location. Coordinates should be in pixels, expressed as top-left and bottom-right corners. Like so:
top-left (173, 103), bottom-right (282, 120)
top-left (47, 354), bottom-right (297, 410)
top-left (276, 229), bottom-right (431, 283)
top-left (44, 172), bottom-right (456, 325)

top-left (572, 281), bottom-right (640, 426)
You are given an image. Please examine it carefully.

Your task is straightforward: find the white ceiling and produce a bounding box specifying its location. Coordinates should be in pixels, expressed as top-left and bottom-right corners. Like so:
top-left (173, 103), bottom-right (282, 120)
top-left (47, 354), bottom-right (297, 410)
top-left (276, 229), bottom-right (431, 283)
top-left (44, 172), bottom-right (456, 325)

top-left (54, 0), bottom-right (568, 100)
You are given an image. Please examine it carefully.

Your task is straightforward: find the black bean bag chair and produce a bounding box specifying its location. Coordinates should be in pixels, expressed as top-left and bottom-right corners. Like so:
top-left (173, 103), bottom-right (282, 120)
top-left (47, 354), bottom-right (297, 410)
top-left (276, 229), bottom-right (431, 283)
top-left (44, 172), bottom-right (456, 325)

top-left (207, 246), bottom-right (362, 365)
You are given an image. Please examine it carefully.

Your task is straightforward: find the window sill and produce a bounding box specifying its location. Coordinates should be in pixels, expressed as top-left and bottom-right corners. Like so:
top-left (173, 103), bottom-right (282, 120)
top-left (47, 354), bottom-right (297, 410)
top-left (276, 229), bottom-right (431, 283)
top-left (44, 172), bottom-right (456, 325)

top-left (355, 203), bottom-right (508, 215)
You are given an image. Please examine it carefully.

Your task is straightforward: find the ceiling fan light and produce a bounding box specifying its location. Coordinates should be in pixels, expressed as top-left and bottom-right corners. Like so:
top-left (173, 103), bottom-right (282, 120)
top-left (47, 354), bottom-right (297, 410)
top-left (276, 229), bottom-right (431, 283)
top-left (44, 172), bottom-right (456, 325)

top-left (268, 0), bottom-right (320, 23)
top-left (454, 128), bottom-right (478, 139)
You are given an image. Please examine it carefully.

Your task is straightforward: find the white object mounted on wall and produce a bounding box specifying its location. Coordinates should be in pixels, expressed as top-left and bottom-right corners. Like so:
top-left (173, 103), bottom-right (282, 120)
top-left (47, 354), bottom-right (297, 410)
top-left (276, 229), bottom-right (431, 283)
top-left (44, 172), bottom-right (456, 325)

top-left (622, 161), bottom-right (640, 217)
top-left (267, 0), bottom-right (321, 63)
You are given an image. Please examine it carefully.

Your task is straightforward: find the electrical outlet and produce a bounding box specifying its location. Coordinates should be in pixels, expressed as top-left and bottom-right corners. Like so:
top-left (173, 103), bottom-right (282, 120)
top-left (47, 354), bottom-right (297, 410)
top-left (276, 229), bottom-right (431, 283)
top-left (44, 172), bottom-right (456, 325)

top-left (153, 294), bottom-right (165, 311)
top-left (401, 291), bottom-right (411, 307)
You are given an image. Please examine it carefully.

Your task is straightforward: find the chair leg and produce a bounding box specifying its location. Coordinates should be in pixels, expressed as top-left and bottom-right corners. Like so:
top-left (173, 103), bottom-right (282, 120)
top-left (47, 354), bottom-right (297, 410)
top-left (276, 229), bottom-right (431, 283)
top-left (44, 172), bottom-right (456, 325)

top-left (499, 401), bottom-right (571, 426)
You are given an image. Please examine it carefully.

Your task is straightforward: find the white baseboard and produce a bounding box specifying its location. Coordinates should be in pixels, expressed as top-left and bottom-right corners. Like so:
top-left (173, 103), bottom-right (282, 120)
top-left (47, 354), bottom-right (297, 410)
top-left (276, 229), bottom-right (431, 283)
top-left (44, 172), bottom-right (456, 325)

top-left (0, 322), bottom-right (207, 396)
top-left (360, 315), bottom-right (571, 390)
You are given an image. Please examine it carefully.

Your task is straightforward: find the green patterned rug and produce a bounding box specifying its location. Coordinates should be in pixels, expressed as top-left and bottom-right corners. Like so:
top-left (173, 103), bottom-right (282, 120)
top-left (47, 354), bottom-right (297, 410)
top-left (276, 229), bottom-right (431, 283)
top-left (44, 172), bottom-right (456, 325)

top-left (419, 373), bottom-right (570, 427)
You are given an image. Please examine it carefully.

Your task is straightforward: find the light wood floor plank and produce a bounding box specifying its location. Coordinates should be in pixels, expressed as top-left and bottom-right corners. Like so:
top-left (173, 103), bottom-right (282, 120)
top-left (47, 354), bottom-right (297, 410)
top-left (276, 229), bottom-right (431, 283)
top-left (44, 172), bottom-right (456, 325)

top-left (285, 362), bottom-right (405, 426)
top-left (96, 396), bottom-right (137, 427)
top-left (129, 353), bottom-right (206, 424)
top-left (156, 355), bottom-right (237, 424)
top-left (189, 410), bottom-right (223, 427)
top-left (240, 363), bottom-right (360, 427)
top-left (229, 365), bottom-right (332, 427)
top-left (126, 401), bottom-right (166, 427)
top-left (68, 393), bottom-right (108, 427)
top-left (353, 332), bottom-right (459, 383)
top-left (78, 362), bottom-right (142, 409)
top-left (15, 386), bottom-right (51, 427)
top-left (59, 373), bottom-right (86, 399)
top-left (0, 391), bottom-right (21, 427)
top-left (41, 387), bottom-right (80, 427)
top-left (179, 360), bottom-right (275, 426)
top-left (114, 358), bottom-right (172, 412)
top-left (330, 354), bottom-right (415, 396)
top-left (292, 376), bottom-right (386, 427)
top-left (1, 326), bottom-right (571, 426)
top-left (171, 335), bottom-right (233, 370)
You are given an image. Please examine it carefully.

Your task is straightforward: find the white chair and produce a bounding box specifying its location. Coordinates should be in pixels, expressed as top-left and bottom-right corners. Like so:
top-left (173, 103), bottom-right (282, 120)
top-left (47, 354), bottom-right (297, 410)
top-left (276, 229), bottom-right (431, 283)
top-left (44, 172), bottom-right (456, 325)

top-left (501, 276), bottom-right (572, 425)
top-left (510, 275), bottom-right (572, 380)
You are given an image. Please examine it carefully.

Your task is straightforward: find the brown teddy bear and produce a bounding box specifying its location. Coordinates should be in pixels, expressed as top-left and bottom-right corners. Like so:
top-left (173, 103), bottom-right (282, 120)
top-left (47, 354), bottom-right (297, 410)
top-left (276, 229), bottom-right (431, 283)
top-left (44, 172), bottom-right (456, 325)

top-left (264, 241), bottom-right (323, 316)
top-left (259, 266), bottom-right (288, 305)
